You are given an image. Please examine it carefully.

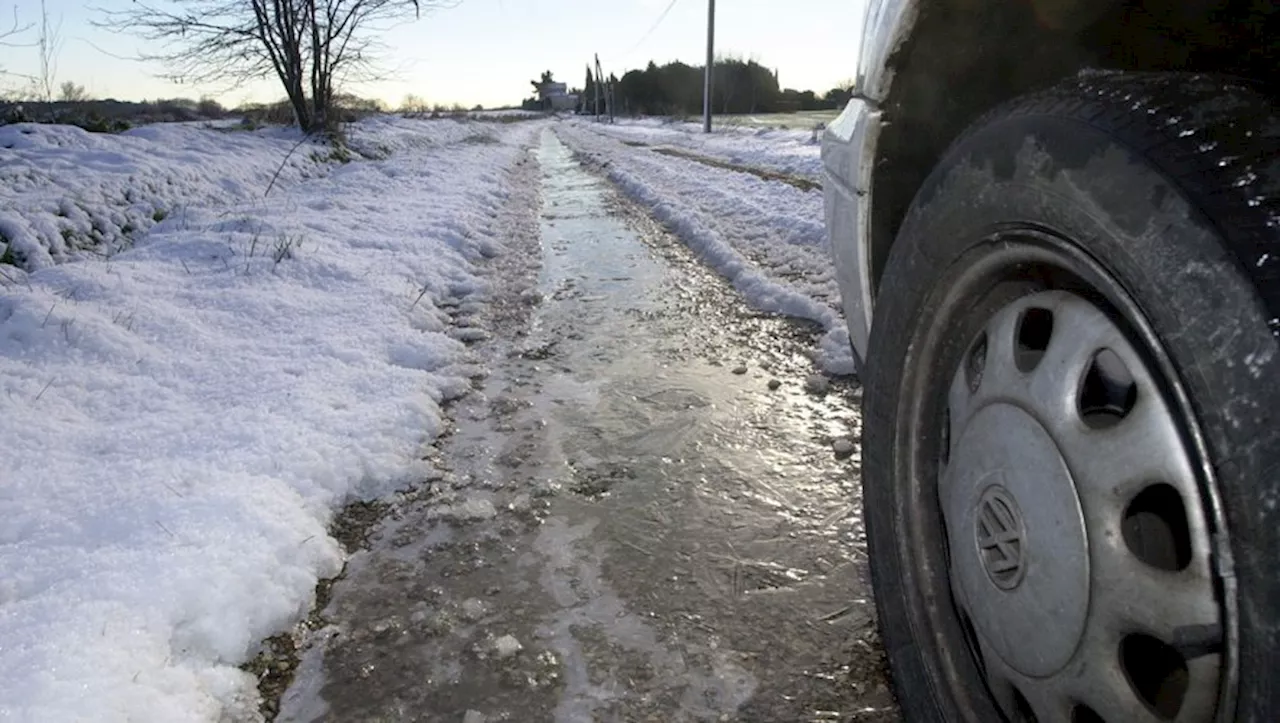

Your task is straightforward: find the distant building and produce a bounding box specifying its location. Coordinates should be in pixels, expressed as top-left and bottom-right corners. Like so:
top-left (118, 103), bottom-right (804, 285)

top-left (535, 81), bottom-right (578, 112)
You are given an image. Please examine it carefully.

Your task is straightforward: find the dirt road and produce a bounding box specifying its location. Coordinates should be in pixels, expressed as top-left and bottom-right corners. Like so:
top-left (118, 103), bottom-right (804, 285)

top-left (276, 129), bottom-right (897, 722)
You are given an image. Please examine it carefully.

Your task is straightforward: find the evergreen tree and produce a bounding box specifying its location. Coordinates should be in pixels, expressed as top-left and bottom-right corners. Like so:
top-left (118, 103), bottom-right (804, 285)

top-left (583, 66), bottom-right (596, 114)
top-left (586, 58), bottom-right (852, 117)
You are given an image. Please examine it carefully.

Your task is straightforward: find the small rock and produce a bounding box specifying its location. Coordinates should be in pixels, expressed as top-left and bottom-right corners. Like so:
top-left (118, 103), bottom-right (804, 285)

top-left (767, 379), bottom-right (782, 391)
top-left (452, 327), bottom-right (489, 343)
top-left (532, 480), bottom-right (560, 498)
top-left (456, 497), bottom-right (497, 521)
top-left (494, 634), bottom-right (523, 659)
top-left (508, 493), bottom-right (532, 513)
top-left (461, 598), bottom-right (488, 621)
top-left (833, 438), bottom-right (856, 459)
top-left (423, 611), bottom-right (456, 636)
top-left (732, 365), bottom-right (749, 375)
top-left (463, 711), bottom-right (486, 723)
top-left (805, 374), bottom-right (831, 395)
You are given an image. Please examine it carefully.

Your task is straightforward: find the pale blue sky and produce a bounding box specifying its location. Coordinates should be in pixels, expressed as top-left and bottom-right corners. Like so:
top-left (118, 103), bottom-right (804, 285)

top-left (4, 0), bottom-right (865, 108)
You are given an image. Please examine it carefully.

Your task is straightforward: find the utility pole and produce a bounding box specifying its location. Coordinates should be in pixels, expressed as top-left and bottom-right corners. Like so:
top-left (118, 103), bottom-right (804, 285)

top-left (703, 0), bottom-right (715, 133)
top-left (607, 75), bottom-right (615, 124)
top-left (595, 54), bottom-right (603, 123)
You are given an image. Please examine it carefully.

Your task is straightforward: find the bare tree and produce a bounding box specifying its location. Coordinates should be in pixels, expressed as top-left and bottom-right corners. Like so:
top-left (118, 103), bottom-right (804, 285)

top-left (58, 80), bottom-right (88, 102)
top-left (36, 0), bottom-right (62, 102)
top-left (99, 0), bottom-right (456, 133)
top-left (0, 6), bottom-right (34, 88)
top-left (399, 93), bottom-right (428, 113)
top-left (197, 95), bottom-right (225, 116)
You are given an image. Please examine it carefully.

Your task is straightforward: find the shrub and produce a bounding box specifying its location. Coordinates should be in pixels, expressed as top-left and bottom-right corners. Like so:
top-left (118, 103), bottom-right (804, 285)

top-left (0, 236), bottom-right (22, 268)
top-left (73, 113), bottom-right (131, 134)
top-left (196, 97), bottom-right (225, 118)
top-left (400, 94), bottom-right (429, 114)
top-left (237, 100), bottom-right (296, 127)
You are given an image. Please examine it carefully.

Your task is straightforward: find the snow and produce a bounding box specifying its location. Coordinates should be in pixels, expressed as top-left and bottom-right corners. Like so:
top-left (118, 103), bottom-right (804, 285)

top-left (557, 121), bottom-right (854, 375)
top-left (0, 117), bottom-right (506, 273)
top-left (0, 122), bottom-right (329, 271)
top-left (573, 117), bottom-right (825, 181)
top-left (470, 108), bottom-right (547, 119)
top-left (0, 116), bottom-right (543, 721)
top-left (344, 114), bottom-right (503, 157)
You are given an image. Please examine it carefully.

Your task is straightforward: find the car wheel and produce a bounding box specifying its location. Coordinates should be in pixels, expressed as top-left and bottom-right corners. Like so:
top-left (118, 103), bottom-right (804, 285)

top-left (862, 72), bottom-right (1280, 722)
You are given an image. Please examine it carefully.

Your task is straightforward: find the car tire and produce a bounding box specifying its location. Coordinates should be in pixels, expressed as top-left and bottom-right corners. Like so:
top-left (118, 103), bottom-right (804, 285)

top-left (862, 72), bottom-right (1280, 722)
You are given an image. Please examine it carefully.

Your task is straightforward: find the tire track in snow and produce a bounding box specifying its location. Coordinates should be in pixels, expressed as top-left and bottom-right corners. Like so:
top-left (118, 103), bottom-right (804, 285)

top-left (555, 123), bottom-right (855, 375)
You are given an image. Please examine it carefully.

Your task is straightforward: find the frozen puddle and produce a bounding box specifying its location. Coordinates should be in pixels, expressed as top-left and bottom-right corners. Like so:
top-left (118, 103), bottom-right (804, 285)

top-left (277, 130), bottom-right (896, 722)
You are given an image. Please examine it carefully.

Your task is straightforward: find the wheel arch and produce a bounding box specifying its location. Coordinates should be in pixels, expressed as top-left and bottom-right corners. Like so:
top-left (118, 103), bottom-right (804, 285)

top-left (865, 0), bottom-right (1280, 302)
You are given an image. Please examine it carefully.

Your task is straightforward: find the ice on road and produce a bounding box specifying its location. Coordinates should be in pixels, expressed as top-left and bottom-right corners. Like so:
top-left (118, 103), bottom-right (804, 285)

top-left (280, 130), bottom-right (893, 722)
top-left (558, 122), bottom-right (855, 375)
top-left (576, 117), bottom-right (825, 181)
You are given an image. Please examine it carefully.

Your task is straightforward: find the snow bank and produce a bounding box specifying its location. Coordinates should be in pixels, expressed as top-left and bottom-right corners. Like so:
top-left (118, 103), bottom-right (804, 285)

top-left (556, 123), bottom-right (854, 375)
top-left (576, 117), bottom-right (824, 181)
top-left (470, 108), bottom-right (546, 119)
top-left (344, 114), bottom-right (501, 158)
top-left (0, 122), bottom-right (335, 271)
top-left (0, 117), bottom-right (544, 721)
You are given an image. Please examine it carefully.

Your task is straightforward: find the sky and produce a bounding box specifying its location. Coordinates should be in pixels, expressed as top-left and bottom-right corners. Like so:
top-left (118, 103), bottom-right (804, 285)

top-left (2, 0), bottom-right (866, 109)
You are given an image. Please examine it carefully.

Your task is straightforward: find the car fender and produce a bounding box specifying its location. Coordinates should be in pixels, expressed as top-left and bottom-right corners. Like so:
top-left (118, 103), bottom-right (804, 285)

top-left (822, 0), bottom-right (919, 370)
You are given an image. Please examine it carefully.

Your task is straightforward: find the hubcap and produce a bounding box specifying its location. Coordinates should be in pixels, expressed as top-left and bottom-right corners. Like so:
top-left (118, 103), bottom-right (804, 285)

top-left (944, 404), bottom-right (1089, 679)
top-left (940, 291), bottom-right (1223, 722)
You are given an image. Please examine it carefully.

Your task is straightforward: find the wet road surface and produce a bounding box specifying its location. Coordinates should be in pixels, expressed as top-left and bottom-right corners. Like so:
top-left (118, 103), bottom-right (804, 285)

top-left (277, 130), bottom-right (897, 722)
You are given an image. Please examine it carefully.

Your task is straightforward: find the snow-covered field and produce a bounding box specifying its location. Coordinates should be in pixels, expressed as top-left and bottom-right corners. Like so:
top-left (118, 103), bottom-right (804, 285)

top-left (557, 121), bottom-right (853, 374)
top-left (572, 117), bottom-right (825, 181)
top-left (0, 118), bottom-right (492, 271)
top-left (471, 108), bottom-right (546, 119)
top-left (1, 123), bottom-right (319, 270)
top-left (0, 116), bottom-right (543, 721)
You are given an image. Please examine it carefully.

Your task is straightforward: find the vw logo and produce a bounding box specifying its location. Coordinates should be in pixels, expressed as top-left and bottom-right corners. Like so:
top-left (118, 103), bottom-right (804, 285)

top-left (975, 484), bottom-right (1027, 590)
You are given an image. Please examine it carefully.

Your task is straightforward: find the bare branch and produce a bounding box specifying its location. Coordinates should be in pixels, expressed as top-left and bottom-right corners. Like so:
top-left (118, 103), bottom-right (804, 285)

top-left (0, 5), bottom-right (33, 45)
top-left (96, 0), bottom-right (458, 132)
top-left (36, 0), bottom-right (64, 102)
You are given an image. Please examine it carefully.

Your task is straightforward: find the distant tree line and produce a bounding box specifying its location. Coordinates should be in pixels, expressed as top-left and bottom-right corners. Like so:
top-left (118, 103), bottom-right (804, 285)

top-left (578, 58), bottom-right (854, 117)
top-left (0, 93), bottom-right (400, 133)
top-left (0, 96), bottom-right (229, 132)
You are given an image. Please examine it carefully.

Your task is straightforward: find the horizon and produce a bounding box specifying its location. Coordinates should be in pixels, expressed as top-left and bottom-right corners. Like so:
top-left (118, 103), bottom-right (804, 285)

top-left (2, 0), bottom-right (866, 109)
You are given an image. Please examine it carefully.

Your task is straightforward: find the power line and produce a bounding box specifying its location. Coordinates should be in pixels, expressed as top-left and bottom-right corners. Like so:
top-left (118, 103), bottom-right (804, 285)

top-left (619, 0), bottom-right (682, 59)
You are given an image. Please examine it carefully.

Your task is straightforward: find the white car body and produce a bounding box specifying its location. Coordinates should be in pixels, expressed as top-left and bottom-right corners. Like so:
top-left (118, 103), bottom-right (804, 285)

top-left (821, 0), bottom-right (917, 370)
